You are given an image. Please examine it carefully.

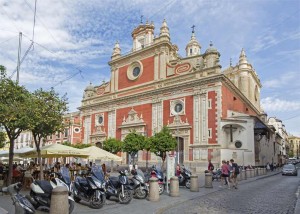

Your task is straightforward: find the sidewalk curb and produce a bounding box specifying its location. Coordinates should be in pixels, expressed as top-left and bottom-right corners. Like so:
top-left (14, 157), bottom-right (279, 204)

top-left (294, 185), bottom-right (300, 214)
top-left (155, 171), bottom-right (281, 214)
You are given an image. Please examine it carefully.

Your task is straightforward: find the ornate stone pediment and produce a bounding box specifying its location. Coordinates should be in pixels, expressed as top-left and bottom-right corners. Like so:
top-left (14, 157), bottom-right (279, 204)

top-left (119, 108), bottom-right (146, 140)
top-left (90, 126), bottom-right (107, 144)
top-left (168, 115), bottom-right (191, 128)
top-left (121, 108), bottom-right (145, 126)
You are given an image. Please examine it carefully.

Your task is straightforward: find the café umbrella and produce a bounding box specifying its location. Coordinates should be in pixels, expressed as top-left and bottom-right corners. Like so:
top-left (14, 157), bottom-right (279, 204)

top-left (81, 146), bottom-right (122, 161)
top-left (20, 143), bottom-right (89, 158)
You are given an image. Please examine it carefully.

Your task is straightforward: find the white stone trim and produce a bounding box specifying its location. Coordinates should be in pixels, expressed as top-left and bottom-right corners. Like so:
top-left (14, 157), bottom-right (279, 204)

top-left (108, 110), bottom-right (116, 138)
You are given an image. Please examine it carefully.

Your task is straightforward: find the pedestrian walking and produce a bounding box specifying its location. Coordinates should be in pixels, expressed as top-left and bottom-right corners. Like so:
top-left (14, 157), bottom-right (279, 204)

top-left (208, 160), bottom-right (214, 173)
top-left (220, 160), bottom-right (230, 189)
top-left (230, 159), bottom-right (239, 189)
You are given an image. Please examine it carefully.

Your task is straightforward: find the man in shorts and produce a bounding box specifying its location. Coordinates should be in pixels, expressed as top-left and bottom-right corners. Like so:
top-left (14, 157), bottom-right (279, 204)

top-left (230, 159), bottom-right (239, 189)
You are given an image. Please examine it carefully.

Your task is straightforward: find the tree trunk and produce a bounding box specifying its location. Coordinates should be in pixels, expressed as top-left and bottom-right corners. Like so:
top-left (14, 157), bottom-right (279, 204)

top-left (7, 138), bottom-right (14, 185)
top-left (38, 149), bottom-right (44, 180)
top-left (146, 150), bottom-right (149, 172)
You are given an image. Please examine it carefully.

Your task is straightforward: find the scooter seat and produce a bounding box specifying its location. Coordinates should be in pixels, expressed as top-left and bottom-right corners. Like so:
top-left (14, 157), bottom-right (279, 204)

top-left (109, 176), bottom-right (119, 187)
top-left (35, 180), bottom-right (53, 194)
top-left (76, 177), bottom-right (88, 186)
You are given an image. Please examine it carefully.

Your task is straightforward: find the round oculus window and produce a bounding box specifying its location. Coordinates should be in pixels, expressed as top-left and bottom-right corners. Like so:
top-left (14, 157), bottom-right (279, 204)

top-left (74, 128), bottom-right (80, 133)
top-left (174, 103), bottom-right (183, 113)
top-left (235, 141), bottom-right (242, 148)
top-left (98, 116), bottom-right (103, 124)
top-left (133, 67), bottom-right (140, 77)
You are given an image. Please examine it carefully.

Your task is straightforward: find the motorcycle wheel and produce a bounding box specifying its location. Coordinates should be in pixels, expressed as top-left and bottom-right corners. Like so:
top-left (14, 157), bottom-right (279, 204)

top-left (135, 187), bottom-right (148, 199)
top-left (118, 189), bottom-right (132, 204)
top-left (68, 199), bottom-right (75, 214)
top-left (185, 179), bottom-right (191, 189)
top-left (158, 184), bottom-right (164, 195)
top-left (73, 195), bottom-right (81, 203)
top-left (89, 191), bottom-right (105, 209)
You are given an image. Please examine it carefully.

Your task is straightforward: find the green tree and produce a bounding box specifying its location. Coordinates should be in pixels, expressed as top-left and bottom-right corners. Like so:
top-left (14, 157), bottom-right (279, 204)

top-left (149, 126), bottom-right (177, 170)
top-left (142, 137), bottom-right (153, 171)
top-left (62, 141), bottom-right (91, 149)
top-left (0, 67), bottom-right (31, 184)
top-left (123, 131), bottom-right (145, 165)
top-left (27, 88), bottom-right (68, 179)
top-left (103, 138), bottom-right (122, 154)
top-left (0, 131), bottom-right (7, 148)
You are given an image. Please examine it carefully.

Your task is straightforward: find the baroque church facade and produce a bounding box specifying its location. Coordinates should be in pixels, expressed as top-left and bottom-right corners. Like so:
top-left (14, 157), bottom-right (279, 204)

top-left (79, 20), bottom-right (278, 170)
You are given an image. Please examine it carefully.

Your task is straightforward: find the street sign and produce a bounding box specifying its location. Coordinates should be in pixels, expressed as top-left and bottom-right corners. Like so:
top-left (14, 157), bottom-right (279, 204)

top-left (166, 154), bottom-right (175, 183)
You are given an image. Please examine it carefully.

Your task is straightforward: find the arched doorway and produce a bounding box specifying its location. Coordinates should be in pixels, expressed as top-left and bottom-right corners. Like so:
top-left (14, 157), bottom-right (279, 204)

top-left (95, 142), bottom-right (103, 149)
top-left (175, 137), bottom-right (184, 165)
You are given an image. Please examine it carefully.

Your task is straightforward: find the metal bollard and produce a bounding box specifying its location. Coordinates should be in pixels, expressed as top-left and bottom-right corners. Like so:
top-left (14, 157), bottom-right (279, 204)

top-left (243, 170), bottom-right (247, 180)
top-left (169, 176), bottom-right (180, 197)
top-left (256, 168), bottom-right (259, 176)
top-left (263, 168), bottom-right (266, 175)
top-left (246, 169), bottom-right (251, 179)
top-left (205, 173), bottom-right (213, 188)
top-left (50, 186), bottom-right (69, 214)
top-left (190, 175), bottom-right (199, 192)
top-left (148, 177), bottom-right (160, 201)
top-left (237, 173), bottom-right (242, 181)
top-left (259, 168), bottom-right (262, 176)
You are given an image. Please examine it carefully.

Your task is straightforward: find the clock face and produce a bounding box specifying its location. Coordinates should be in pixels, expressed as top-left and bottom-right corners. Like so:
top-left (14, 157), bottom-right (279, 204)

top-left (133, 67), bottom-right (140, 77)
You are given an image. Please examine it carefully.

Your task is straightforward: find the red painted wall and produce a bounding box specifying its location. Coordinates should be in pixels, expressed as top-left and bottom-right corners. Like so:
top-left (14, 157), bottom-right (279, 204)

top-left (118, 56), bottom-right (154, 90)
top-left (222, 85), bottom-right (257, 118)
top-left (116, 104), bottom-right (153, 140)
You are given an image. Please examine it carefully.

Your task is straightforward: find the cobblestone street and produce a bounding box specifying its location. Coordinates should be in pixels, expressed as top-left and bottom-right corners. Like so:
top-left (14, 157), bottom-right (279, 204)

top-left (163, 173), bottom-right (300, 214)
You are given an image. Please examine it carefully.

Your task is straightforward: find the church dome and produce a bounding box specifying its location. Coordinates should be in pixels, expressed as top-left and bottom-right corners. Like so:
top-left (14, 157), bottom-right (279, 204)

top-left (85, 82), bottom-right (95, 92)
top-left (205, 41), bottom-right (218, 54)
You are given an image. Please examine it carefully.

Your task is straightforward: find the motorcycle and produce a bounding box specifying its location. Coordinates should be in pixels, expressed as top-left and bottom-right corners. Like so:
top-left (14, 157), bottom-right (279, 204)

top-left (178, 166), bottom-right (191, 188)
top-left (129, 169), bottom-right (148, 199)
top-left (1, 182), bottom-right (35, 214)
top-left (29, 167), bottom-right (75, 213)
top-left (212, 169), bottom-right (222, 181)
top-left (146, 165), bottom-right (165, 195)
top-left (105, 169), bottom-right (133, 204)
top-left (72, 165), bottom-right (106, 209)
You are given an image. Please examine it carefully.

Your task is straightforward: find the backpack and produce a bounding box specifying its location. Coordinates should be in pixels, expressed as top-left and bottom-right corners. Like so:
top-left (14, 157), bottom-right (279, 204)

top-left (233, 163), bottom-right (239, 174)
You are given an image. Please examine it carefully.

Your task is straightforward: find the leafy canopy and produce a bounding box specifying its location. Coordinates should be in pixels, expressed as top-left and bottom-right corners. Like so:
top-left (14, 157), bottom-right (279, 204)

top-left (62, 142), bottom-right (91, 149)
top-left (27, 88), bottom-right (68, 149)
top-left (122, 131), bottom-right (145, 157)
top-left (103, 138), bottom-right (122, 154)
top-left (150, 126), bottom-right (177, 162)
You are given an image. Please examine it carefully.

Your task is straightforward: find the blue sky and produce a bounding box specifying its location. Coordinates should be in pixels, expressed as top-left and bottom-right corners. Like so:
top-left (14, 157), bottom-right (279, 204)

top-left (0, 0), bottom-right (299, 135)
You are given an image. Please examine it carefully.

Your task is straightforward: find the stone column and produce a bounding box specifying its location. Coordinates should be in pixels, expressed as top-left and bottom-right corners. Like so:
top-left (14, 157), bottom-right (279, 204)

top-left (190, 175), bottom-right (199, 192)
top-left (148, 177), bottom-right (160, 201)
top-left (50, 186), bottom-right (69, 214)
top-left (169, 176), bottom-right (180, 197)
top-left (205, 173), bottom-right (213, 188)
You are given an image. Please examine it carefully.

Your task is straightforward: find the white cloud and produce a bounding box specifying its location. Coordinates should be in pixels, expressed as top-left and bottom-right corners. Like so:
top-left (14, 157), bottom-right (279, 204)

top-left (261, 97), bottom-right (300, 112)
top-left (263, 72), bottom-right (299, 88)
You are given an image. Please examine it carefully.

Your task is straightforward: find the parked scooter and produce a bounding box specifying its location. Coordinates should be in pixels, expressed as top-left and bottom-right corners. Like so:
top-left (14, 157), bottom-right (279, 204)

top-left (1, 182), bottom-right (35, 214)
top-left (146, 165), bottom-right (165, 195)
top-left (73, 165), bottom-right (106, 209)
top-left (105, 169), bottom-right (133, 204)
top-left (211, 169), bottom-right (222, 181)
top-left (29, 167), bottom-right (75, 213)
top-left (178, 166), bottom-right (191, 188)
top-left (129, 169), bottom-right (148, 199)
